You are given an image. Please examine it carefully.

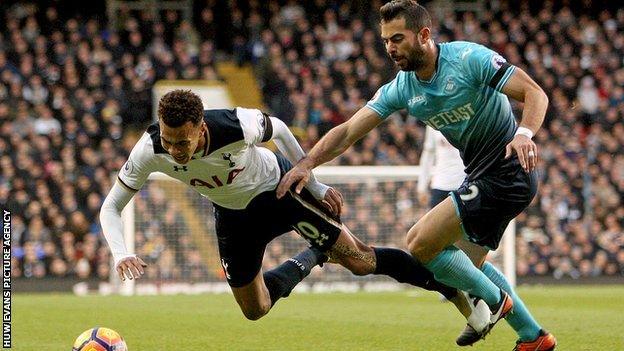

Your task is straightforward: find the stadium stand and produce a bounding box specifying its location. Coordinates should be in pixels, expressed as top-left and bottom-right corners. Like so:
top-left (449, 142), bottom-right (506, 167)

top-left (1, 0), bottom-right (622, 281)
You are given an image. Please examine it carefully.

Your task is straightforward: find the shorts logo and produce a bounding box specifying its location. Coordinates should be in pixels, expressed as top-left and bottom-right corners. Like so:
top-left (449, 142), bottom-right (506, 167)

top-left (459, 185), bottom-right (479, 201)
top-left (221, 258), bottom-right (231, 280)
top-left (295, 221), bottom-right (329, 247)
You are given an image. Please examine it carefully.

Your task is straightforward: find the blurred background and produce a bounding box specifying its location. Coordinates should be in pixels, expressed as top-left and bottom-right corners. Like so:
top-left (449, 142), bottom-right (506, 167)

top-left (1, 0), bottom-right (623, 293)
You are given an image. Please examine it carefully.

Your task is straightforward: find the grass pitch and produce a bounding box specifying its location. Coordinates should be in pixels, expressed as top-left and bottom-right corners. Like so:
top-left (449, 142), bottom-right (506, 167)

top-left (13, 285), bottom-right (624, 350)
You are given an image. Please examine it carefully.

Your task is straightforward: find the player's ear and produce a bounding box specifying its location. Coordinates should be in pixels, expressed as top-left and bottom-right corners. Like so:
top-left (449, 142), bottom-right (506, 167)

top-left (418, 27), bottom-right (431, 44)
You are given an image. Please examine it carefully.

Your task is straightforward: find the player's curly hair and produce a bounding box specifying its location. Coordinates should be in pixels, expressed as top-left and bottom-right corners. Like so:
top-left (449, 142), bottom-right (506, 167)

top-left (380, 0), bottom-right (431, 31)
top-left (158, 89), bottom-right (204, 127)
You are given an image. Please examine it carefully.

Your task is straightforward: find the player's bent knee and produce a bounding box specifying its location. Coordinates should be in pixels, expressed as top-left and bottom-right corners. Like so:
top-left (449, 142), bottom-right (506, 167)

top-left (240, 303), bottom-right (270, 321)
top-left (408, 237), bottom-right (438, 264)
top-left (407, 225), bottom-right (443, 263)
top-left (235, 294), bottom-right (272, 321)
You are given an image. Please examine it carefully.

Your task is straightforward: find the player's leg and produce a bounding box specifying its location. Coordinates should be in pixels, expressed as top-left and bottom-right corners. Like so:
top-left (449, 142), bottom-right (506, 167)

top-left (229, 269), bottom-right (271, 321)
top-left (287, 185), bottom-right (489, 325)
top-left (215, 197), bottom-right (326, 320)
top-left (449, 159), bottom-right (554, 349)
top-left (406, 198), bottom-right (508, 309)
top-left (455, 239), bottom-right (555, 348)
top-left (327, 226), bottom-right (486, 323)
top-left (229, 247), bottom-right (326, 320)
top-left (329, 226), bottom-right (457, 297)
top-left (286, 187), bottom-right (462, 301)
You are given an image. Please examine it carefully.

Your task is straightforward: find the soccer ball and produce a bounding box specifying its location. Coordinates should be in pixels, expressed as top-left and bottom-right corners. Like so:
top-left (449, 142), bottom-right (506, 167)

top-left (72, 327), bottom-right (128, 351)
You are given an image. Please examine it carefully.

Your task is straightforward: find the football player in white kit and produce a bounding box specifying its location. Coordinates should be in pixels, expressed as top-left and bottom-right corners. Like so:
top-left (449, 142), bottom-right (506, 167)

top-left (417, 126), bottom-right (466, 208)
top-left (100, 90), bottom-right (487, 324)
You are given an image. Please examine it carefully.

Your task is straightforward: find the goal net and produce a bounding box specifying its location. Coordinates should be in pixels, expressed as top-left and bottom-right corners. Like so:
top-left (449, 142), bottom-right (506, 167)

top-left (116, 166), bottom-right (515, 295)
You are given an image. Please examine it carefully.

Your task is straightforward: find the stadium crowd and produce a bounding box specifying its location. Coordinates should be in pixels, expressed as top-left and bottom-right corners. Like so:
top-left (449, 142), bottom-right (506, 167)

top-left (1, 0), bottom-right (622, 282)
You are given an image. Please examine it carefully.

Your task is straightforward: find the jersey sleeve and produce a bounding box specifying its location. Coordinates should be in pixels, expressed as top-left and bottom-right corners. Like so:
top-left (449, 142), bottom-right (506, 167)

top-left (236, 107), bottom-right (273, 145)
top-left (464, 44), bottom-right (516, 92)
top-left (117, 133), bottom-right (155, 191)
top-left (365, 75), bottom-right (405, 119)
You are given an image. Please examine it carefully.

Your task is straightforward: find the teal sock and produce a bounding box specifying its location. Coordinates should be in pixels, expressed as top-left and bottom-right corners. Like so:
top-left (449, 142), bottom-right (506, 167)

top-left (424, 246), bottom-right (501, 305)
top-left (482, 262), bottom-right (541, 341)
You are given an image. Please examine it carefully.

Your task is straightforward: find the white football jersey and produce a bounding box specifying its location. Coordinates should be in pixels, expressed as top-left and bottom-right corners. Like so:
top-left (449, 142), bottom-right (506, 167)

top-left (118, 108), bottom-right (281, 209)
top-left (426, 127), bottom-right (466, 191)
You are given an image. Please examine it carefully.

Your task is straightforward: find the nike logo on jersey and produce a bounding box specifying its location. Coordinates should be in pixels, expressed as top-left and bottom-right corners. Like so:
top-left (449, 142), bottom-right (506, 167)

top-left (461, 48), bottom-right (474, 60)
top-left (459, 185), bottom-right (479, 201)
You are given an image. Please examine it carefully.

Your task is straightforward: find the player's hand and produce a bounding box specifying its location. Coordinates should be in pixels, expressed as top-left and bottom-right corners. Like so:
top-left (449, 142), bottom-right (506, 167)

top-left (276, 162), bottom-right (312, 198)
top-left (116, 255), bottom-right (147, 281)
top-left (505, 134), bottom-right (537, 172)
top-left (322, 187), bottom-right (344, 216)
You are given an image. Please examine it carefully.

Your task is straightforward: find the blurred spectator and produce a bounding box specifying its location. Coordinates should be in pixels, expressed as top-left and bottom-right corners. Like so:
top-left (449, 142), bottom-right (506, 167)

top-left (2, 0), bottom-right (622, 282)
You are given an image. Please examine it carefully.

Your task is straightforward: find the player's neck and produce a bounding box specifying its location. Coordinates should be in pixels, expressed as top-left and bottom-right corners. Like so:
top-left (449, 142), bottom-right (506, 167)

top-left (415, 42), bottom-right (438, 81)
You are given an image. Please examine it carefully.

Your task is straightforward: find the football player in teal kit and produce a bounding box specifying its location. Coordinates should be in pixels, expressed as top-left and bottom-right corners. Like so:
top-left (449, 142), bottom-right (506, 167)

top-left (278, 1), bottom-right (556, 350)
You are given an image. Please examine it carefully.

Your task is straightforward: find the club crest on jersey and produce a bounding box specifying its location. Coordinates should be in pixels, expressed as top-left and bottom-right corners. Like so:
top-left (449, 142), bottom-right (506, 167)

top-left (222, 153), bottom-right (235, 167)
top-left (444, 78), bottom-right (457, 93)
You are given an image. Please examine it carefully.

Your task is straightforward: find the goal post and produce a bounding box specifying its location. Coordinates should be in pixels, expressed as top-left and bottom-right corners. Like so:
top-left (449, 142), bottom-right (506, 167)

top-left (114, 167), bottom-right (516, 295)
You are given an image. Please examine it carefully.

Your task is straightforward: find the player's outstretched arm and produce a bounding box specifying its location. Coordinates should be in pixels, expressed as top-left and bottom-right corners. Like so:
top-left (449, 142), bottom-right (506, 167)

top-left (100, 180), bottom-right (147, 281)
top-left (269, 116), bottom-right (343, 214)
top-left (501, 67), bottom-right (549, 172)
top-left (276, 106), bottom-right (384, 198)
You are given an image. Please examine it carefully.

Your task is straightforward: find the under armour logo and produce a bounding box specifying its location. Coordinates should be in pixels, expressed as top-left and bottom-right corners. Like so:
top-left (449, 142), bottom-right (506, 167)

top-left (173, 165), bottom-right (188, 172)
top-left (222, 153), bottom-right (235, 167)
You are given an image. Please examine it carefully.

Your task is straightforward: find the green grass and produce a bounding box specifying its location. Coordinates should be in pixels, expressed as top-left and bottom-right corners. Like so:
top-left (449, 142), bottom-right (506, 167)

top-left (13, 286), bottom-right (624, 350)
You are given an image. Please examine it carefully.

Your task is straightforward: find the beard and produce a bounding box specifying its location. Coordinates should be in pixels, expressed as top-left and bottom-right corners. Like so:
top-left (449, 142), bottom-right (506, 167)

top-left (393, 46), bottom-right (427, 71)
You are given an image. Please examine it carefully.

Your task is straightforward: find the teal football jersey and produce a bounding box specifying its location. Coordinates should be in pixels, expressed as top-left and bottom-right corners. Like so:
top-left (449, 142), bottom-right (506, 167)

top-left (366, 41), bottom-right (517, 179)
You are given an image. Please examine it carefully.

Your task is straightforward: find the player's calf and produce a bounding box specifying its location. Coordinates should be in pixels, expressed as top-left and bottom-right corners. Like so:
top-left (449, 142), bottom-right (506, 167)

top-left (330, 244), bottom-right (376, 276)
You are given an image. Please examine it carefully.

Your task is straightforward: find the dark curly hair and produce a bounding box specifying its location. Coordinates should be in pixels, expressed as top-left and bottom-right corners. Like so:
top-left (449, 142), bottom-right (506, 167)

top-left (158, 90), bottom-right (204, 127)
top-left (380, 0), bottom-right (431, 32)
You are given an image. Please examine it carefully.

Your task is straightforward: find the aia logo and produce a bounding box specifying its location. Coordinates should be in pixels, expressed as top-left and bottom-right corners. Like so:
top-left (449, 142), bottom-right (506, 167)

top-left (190, 167), bottom-right (245, 188)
